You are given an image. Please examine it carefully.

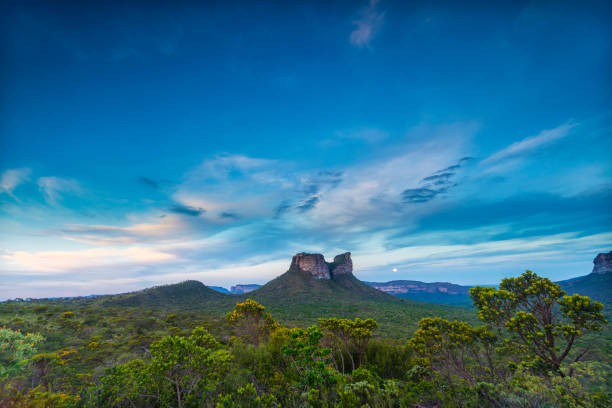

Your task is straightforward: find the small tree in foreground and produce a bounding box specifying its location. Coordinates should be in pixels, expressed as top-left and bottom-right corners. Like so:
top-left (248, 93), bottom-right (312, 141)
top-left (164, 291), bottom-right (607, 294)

top-left (409, 317), bottom-right (501, 385)
top-left (318, 317), bottom-right (378, 373)
top-left (470, 270), bottom-right (607, 374)
top-left (0, 327), bottom-right (44, 380)
top-left (226, 299), bottom-right (279, 345)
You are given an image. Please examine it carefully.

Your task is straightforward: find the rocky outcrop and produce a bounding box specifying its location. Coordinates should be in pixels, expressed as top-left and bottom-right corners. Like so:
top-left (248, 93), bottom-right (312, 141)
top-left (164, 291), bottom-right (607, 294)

top-left (291, 253), bottom-right (331, 279)
top-left (366, 280), bottom-right (470, 295)
top-left (592, 251), bottom-right (612, 275)
top-left (290, 252), bottom-right (353, 280)
top-left (230, 284), bottom-right (261, 294)
top-left (330, 252), bottom-right (353, 277)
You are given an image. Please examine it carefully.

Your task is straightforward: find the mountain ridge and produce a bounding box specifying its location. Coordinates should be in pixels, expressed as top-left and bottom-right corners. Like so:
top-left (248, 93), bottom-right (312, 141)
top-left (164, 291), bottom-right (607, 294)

top-left (11, 251), bottom-right (610, 310)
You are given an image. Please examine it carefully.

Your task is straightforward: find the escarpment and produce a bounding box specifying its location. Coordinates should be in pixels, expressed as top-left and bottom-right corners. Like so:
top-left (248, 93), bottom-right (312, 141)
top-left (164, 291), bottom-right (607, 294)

top-left (290, 252), bottom-right (354, 280)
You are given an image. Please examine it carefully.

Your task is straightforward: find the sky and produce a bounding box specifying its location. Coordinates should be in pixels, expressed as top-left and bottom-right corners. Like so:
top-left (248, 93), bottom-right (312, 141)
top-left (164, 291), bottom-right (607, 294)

top-left (1, 0), bottom-right (611, 299)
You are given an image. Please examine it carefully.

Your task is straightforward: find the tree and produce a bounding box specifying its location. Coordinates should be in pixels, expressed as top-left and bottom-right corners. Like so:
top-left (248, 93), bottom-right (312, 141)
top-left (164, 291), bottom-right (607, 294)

top-left (409, 317), bottom-right (501, 385)
top-left (226, 299), bottom-right (278, 345)
top-left (31, 349), bottom-right (78, 391)
top-left (318, 317), bottom-right (378, 372)
top-left (98, 326), bottom-right (232, 408)
top-left (0, 327), bottom-right (44, 380)
top-left (470, 270), bottom-right (607, 374)
top-left (281, 325), bottom-right (337, 397)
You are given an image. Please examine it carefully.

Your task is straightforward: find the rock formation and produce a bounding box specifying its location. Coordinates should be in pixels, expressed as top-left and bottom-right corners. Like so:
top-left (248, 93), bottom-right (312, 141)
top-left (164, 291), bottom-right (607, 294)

top-left (366, 280), bottom-right (470, 295)
top-left (291, 253), bottom-right (331, 279)
top-left (230, 284), bottom-right (261, 294)
top-left (592, 251), bottom-right (612, 275)
top-left (290, 252), bottom-right (353, 280)
top-left (330, 253), bottom-right (353, 277)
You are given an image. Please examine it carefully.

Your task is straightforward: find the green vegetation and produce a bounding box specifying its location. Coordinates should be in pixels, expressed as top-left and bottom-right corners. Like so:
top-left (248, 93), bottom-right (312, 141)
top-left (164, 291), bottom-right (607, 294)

top-left (0, 270), bottom-right (610, 407)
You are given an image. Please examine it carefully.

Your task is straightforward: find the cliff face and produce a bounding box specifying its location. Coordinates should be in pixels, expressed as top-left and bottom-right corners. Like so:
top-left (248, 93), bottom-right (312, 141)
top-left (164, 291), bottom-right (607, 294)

top-left (367, 280), bottom-right (470, 295)
top-left (290, 252), bottom-right (353, 280)
top-left (592, 251), bottom-right (612, 275)
top-left (291, 253), bottom-right (331, 279)
top-left (230, 284), bottom-right (261, 294)
top-left (330, 253), bottom-right (353, 277)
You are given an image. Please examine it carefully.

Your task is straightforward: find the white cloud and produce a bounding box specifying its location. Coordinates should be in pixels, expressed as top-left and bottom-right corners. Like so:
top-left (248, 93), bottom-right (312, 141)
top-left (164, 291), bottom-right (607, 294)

top-left (185, 154), bottom-right (274, 181)
top-left (1, 246), bottom-right (176, 274)
top-left (57, 214), bottom-right (192, 245)
top-left (0, 168), bottom-right (31, 198)
top-left (482, 122), bottom-right (576, 166)
top-left (5, 120), bottom-right (606, 298)
top-left (320, 128), bottom-right (389, 147)
top-left (173, 154), bottom-right (294, 220)
top-left (350, 0), bottom-right (385, 48)
top-left (37, 176), bottom-right (81, 204)
top-left (173, 122), bottom-right (476, 232)
top-left (298, 123), bottom-right (476, 228)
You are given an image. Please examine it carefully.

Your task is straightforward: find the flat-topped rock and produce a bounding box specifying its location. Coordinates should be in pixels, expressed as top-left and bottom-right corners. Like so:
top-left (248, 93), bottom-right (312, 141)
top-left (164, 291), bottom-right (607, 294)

top-left (291, 253), bottom-right (331, 279)
top-left (290, 252), bottom-right (353, 280)
top-left (592, 251), bottom-right (612, 275)
top-left (330, 252), bottom-right (353, 276)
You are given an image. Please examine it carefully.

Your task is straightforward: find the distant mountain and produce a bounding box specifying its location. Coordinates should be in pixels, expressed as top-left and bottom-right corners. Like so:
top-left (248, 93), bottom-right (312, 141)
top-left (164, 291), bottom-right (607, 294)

top-left (96, 252), bottom-right (399, 312)
top-left (81, 250), bottom-right (611, 337)
top-left (365, 281), bottom-right (473, 306)
top-left (209, 286), bottom-right (231, 294)
top-left (366, 251), bottom-right (612, 307)
top-left (230, 284), bottom-right (261, 294)
top-left (209, 284), bottom-right (261, 294)
top-left (89, 252), bottom-right (472, 337)
top-left (250, 252), bottom-right (396, 304)
top-left (238, 252), bottom-right (475, 336)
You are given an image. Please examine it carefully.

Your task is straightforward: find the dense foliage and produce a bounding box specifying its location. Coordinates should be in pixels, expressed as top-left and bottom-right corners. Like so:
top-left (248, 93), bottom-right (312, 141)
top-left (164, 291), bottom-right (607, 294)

top-left (1, 271), bottom-right (610, 407)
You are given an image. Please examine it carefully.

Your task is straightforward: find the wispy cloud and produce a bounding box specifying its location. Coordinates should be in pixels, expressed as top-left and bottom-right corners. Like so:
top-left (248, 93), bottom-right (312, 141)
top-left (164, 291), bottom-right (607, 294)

top-left (56, 215), bottom-right (191, 246)
top-left (482, 122), bottom-right (577, 166)
top-left (1, 246), bottom-right (176, 274)
top-left (402, 187), bottom-right (442, 203)
top-left (4, 119), bottom-right (609, 298)
top-left (169, 204), bottom-right (205, 217)
top-left (0, 168), bottom-right (31, 199)
top-left (37, 176), bottom-right (81, 205)
top-left (297, 196), bottom-right (319, 212)
top-left (138, 177), bottom-right (159, 189)
top-left (350, 0), bottom-right (385, 48)
top-left (401, 157), bottom-right (471, 203)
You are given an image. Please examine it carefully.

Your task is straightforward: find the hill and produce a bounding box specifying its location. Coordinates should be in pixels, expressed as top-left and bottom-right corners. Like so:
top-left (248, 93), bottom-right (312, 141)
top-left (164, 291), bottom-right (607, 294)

top-left (365, 280), bottom-right (473, 306)
top-left (252, 252), bottom-right (395, 302)
top-left (78, 252), bottom-right (475, 337)
top-left (99, 279), bottom-right (229, 309)
top-left (558, 251), bottom-right (612, 307)
top-left (240, 252), bottom-right (473, 336)
top-left (559, 273), bottom-right (611, 305)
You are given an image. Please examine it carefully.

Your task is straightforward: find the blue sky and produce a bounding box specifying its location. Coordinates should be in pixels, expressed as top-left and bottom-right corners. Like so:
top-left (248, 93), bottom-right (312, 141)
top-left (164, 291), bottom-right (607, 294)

top-left (1, 0), bottom-right (611, 299)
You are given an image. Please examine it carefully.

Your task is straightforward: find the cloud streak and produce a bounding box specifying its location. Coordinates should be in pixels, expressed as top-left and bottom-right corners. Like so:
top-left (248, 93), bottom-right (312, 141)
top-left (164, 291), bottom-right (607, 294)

top-left (350, 0), bottom-right (385, 48)
top-left (37, 176), bottom-right (81, 205)
top-left (2, 120), bottom-right (610, 298)
top-left (0, 168), bottom-right (31, 199)
top-left (482, 122), bottom-right (577, 165)
top-left (1, 246), bottom-right (176, 274)
top-left (169, 204), bottom-right (205, 217)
